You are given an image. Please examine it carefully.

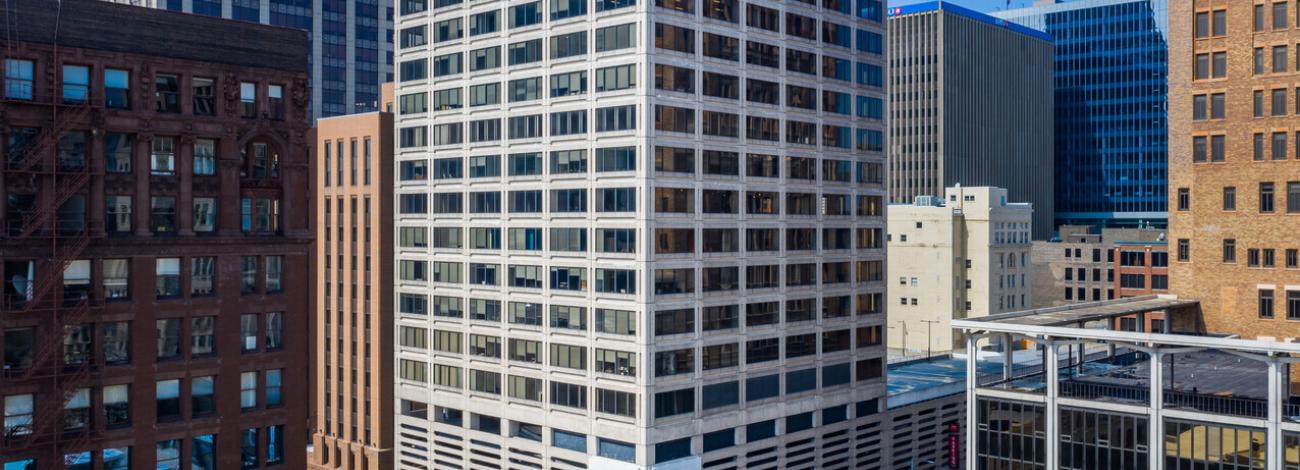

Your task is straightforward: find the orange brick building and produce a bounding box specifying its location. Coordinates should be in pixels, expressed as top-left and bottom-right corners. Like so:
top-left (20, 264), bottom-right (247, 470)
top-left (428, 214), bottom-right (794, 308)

top-left (309, 85), bottom-right (394, 470)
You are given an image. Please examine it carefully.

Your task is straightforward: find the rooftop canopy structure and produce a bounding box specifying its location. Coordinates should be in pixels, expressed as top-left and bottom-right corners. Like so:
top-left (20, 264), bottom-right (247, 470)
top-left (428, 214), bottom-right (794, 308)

top-left (953, 294), bottom-right (1300, 469)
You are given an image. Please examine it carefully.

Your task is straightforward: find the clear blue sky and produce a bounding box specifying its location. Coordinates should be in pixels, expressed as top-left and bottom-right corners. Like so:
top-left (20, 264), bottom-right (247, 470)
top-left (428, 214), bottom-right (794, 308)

top-left (888, 0), bottom-right (1040, 12)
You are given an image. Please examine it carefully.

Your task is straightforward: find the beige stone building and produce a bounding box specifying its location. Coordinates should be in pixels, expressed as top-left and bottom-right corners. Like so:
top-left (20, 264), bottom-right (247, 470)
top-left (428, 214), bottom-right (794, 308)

top-left (1030, 225), bottom-right (1168, 308)
top-left (1170, 0), bottom-right (1300, 339)
top-left (309, 85), bottom-right (395, 470)
top-left (887, 187), bottom-right (1032, 356)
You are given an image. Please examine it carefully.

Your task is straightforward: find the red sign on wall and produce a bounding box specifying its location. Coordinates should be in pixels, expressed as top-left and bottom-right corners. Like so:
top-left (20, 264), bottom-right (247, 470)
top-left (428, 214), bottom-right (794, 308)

top-left (948, 422), bottom-right (959, 468)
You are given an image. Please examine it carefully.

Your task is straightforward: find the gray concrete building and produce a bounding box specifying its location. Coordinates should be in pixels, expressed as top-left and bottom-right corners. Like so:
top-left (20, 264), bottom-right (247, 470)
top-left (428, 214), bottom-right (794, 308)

top-left (887, 1), bottom-right (1055, 239)
top-left (122, 0), bottom-right (393, 119)
top-left (392, 0), bottom-right (889, 468)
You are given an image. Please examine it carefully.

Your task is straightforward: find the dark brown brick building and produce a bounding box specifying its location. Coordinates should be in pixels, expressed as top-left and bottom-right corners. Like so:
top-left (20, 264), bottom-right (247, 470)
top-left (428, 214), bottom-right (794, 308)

top-left (0, 1), bottom-right (311, 469)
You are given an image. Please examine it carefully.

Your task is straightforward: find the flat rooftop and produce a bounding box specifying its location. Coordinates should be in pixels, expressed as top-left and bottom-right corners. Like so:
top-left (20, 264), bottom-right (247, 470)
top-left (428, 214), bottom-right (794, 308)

top-left (973, 295), bottom-right (1198, 327)
top-left (7, 0), bottom-right (308, 73)
top-left (1070, 350), bottom-right (1268, 399)
top-left (888, 1), bottom-right (1054, 42)
top-left (887, 357), bottom-right (999, 408)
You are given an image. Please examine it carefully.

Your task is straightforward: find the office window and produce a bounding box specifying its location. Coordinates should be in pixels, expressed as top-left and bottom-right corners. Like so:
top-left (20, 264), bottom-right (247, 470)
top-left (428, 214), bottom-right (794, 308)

top-left (655, 23), bottom-right (694, 53)
top-left (1261, 289), bottom-right (1276, 318)
top-left (1289, 182), bottom-right (1300, 213)
top-left (104, 67), bottom-right (128, 108)
top-left (702, 111), bottom-right (738, 137)
top-left (154, 74), bottom-right (180, 112)
top-left (702, 343), bottom-right (738, 370)
top-left (655, 105), bottom-right (694, 133)
top-left (156, 379), bottom-right (181, 421)
top-left (595, 64), bottom-right (637, 91)
top-left (155, 258), bottom-right (180, 298)
top-left (550, 305), bottom-right (586, 331)
top-left (509, 1), bottom-right (542, 27)
top-left (595, 388), bottom-right (635, 417)
top-left (1224, 186), bottom-right (1237, 211)
top-left (399, 126), bottom-right (427, 148)
top-left (654, 388), bottom-right (694, 418)
top-left (434, 18), bottom-right (463, 42)
top-left (551, 71), bottom-right (586, 98)
top-left (468, 83), bottom-right (499, 107)
top-left (655, 348), bottom-right (694, 377)
top-left (1194, 9), bottom-right (1212, 37)
top-left (550, 267), bottom-right (587, 291)
top-left (595, 307), bottom-right (636, 334)
top-left (1262, 182), bottom-right (1277, 212)
top-left (655, 64), bottom-right (694, 93)
top-left (550, 110), bottom-right (588, 136)
top-left (595, 229), bottom-right (634, 254)
top-left (595, 23), bottom-right (636, 52)
top-left (747, 3), bottom-right (778, 30)
top-left (702, 71), bottom-right (739, 100)
top-left (549, 343), bottom-right (587, 370)
top-left (787, 49), bottom-right (817, 75)
top-left (508, 39), bottom-right (543, 65)
top-left (597, 0), bottom-right (635, 11)
top-left (656, 0), bottom-right (692, 12)
top-left (654, 187), bottom-right (694, 213)
top-left (470, 46), bottom-right (499, 71)
top-left (469, 118), bottom-right (501, 142)
top-left (508, 115), bottom-right (543, 139)
top-left (747, 41), bottom-right (780, 68)
top-left (430, 54), bottom-right (460, 77)
top-left (551, 0), bottom-right (586, 19)
top-left (551, 31), bottom-right (587, 60)
top-left (596, 105), bottom-right (636, 132)
top-left (550, 381), bottom-right (587, 410)
top-left (400, 25), bottom-right (427, 48)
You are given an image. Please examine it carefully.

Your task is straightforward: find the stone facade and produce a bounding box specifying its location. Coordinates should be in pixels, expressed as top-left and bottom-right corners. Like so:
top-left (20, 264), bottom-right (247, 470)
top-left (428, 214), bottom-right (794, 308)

top-left (887, 187), bottom-right (1033, 356)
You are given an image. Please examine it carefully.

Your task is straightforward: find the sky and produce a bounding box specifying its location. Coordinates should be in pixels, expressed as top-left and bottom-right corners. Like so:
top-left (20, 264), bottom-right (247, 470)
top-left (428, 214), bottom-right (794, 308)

top-left (888, 0), bottom-right (1041, 12)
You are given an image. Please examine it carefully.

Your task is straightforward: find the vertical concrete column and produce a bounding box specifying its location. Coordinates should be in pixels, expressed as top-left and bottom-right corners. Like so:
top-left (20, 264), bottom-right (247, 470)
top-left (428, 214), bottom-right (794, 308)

top-left (1002, 333), bottom-right (1013, 380)
top-left (1044, 338), bottom-right (1059, 470)
top-left (134, 134), bottom-right (153, 236)
top-left (965, 334), bottom-right (978, 470)
top-left (1148, 349), bottom-right (1164, 470)
top-left (1268, 358), bottom-right (1282, 469)
top-left (177, 136), bottom-right (194, 236)
top-left (89, 130), bottom-right (105, 236)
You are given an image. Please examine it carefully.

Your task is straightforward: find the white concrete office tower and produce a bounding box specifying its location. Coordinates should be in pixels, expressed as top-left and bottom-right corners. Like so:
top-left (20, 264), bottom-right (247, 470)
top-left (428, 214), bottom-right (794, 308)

top-left (391, 0), bottom-right (888, 467)
top-left (888, 187), bottom-right (1032, 357)
top-left (123, 0), bottom-right (394, 118)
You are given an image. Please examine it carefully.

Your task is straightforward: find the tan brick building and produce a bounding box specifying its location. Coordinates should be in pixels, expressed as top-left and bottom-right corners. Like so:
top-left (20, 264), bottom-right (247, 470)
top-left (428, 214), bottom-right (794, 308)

top-left (1171, 0), bottom-right (1300, 339)
top-left (309, 85), bottom-right (394, 470)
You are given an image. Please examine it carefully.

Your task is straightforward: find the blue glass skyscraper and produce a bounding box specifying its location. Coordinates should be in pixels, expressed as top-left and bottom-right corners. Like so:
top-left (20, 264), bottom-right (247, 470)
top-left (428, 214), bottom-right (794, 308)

top-left (993, 0), bottom-right (1168, 229)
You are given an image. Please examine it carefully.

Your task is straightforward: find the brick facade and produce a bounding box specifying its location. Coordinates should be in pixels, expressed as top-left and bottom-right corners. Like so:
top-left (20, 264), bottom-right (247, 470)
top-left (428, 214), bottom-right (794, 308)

top-left (0, 2), bottom-right (311, 468)
top-left (1170, 0), bottom-right (1300, 339)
